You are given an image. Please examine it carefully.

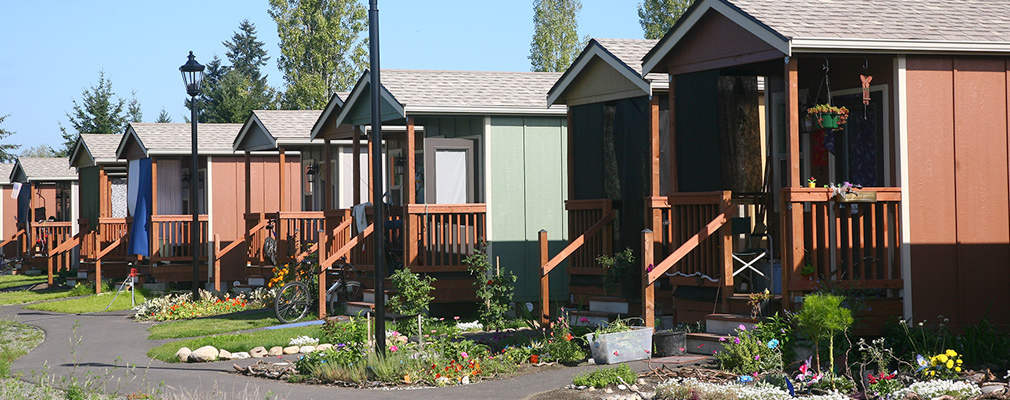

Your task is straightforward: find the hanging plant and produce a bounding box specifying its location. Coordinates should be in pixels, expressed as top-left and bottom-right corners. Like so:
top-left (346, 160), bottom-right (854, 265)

top-left (807, 104), bottom-right (849, 129)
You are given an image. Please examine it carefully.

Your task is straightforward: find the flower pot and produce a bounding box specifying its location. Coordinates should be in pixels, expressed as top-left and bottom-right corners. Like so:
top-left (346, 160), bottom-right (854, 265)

top-left (807, 182), bottom-right (816, 188)
top-left (653, 330), bottom-right (686, 357)
top-left (815, 113), bottom-right (840, 129)
top-left (587, 326), bottom-right (654, 364)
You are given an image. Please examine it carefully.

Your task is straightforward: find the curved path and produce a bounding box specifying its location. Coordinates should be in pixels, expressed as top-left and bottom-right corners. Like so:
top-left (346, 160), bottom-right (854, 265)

top-left (1, 304), bottom-right (617, 399)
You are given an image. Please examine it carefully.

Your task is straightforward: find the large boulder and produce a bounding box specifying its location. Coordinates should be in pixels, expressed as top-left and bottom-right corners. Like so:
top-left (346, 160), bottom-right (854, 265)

top-left (268, 346), bottom-right (284, 357)
top-left (188, 346), bottom-right (219, 362)
top-left (175, 347), bottom-right (192, 362)
top-left (249, 346), bottom-right (268, 358)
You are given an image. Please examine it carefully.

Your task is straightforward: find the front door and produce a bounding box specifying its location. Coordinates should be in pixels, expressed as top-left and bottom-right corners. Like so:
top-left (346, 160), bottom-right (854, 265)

top-left (423, 138), bottom-right (475, 204)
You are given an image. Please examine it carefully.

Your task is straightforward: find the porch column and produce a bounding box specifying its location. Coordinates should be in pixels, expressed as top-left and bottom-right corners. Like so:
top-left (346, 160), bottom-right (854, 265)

top-left (99, 166), bottom-right (110, 218)
top-left (353, 126), bottom-right (361, 205)
top-left (668, 76), bottom-right (679, 194)
top-left (567, 109), bottom-right (575, 200)
top-left (784, 57), bottom-right (803, 311)
top-left (649, 96), bottom-right (664, 266)
top-left (151, 160), bottom-right (158, 215)
top-left (244, 151), bottom-right (251, 215)
top-left (367, 129), bottom-right (374, 204)
top-left (405, 118), bottom-right (417, 267)
top-left (278, 147), bottom-right (287, 211)
top-left (324, 139), bottom-right (332, 210)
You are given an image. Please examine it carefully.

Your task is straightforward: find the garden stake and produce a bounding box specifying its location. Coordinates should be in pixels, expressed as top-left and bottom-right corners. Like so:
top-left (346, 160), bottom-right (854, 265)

top-left (418, 314), bottom-right (424, 350)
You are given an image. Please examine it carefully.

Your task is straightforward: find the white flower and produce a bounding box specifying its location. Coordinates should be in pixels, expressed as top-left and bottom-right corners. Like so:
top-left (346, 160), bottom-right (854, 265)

top-left (893, 380), bottom-right (980, 400)
top-left (288, 335), bottom-right (319, 346)
top-left (455, 321), bottom-right (484, 331)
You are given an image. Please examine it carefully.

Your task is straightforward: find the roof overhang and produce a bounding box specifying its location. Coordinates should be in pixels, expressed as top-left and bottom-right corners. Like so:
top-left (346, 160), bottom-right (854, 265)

top-left (642, 0), bottom-right (790, 75)
top-left (233, 113), bottom-right (277, 152)
top-left (547, 40), bottom-right (652, 106)
top-left (318, 70), bottom-right (406, 139)
top-left (309, 93), bottom-right (347, 141)
top-left (9, 161), bottom-right (77, 183)
top-left (403, 105), bottom-right (566, 116)
top-left (790, 37), bottom-right (1010, 55)
top-left (116, 125), bottom-right (149, 160)
top-left (68, 136), bottom-right (95, 169)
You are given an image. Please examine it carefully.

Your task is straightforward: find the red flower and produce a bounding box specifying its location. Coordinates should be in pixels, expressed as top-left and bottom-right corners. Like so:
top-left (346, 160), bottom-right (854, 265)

top-left (565, 333), bottom-right (573, 341)
top-left (487, 279), bottom-right (493, 285)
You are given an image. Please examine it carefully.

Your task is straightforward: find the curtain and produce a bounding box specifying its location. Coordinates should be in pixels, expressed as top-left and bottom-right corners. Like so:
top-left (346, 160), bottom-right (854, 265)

top-left (157, 159), bottom-right (183, 215)
top-left (127, 159), bottom-right (151, 256)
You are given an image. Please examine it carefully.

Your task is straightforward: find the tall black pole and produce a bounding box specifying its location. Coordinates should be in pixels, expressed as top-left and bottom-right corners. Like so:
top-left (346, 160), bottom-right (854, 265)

top-left (369, 0), bottom-right (385, 356)
top-left (190, 97), bottom-right (200, 301)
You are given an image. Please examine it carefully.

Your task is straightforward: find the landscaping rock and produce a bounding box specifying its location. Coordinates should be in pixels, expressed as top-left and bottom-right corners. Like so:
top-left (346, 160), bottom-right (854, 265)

top-left (218, 349), bottom-right (232, 360)
top-left (605, 388), bottom-right (614, 393)
top-left (268, 346), bottom-right (283, 357)
top-left (189, 346), bottom-right (219, 362)
top-left (250, 346), bottom-right (268, 358)
top-left (461, 376), bottom-right (470, 385)
top-left (232, 352), bottom-right (251, 360)
top-left (283, 346), bottom-right (300, 355)
top-left (175, 347), bottom-right (192, 362)
top-left (588, 387), bottom-right (596, 392)
top-left (316, 343), bottom-right (333, 351)
top-left (299, 345), bottom-right (316, 353)
top-left (576, 385), bottom-right (587, 390)
top-left (618, 384), bottom-right (627, 390)
top-left (637, 378), bottom-right (645, 384)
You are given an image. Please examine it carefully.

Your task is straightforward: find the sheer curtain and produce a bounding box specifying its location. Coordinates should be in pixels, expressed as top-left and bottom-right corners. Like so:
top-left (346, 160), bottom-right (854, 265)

top-left (157, 159), bottom-right (182, 215)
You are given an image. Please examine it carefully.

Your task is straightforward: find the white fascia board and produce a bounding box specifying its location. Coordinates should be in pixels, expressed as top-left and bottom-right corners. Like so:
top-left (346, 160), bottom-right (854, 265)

top-left (642, 0), bottom-right (790, 75)
top-left (309, 93), bottom-right (346, 140)
top-left (547, 45), bottom-right (651, 106)
top-left (403, 105), bottom-right (567, 116)
top-left (233, 114), bottom-right (276, 151)
top-left (791, 37), bottom-right (1010, 55)
top-left (275, 138), bottom-right (358, 147)
top-left (115, 126), bottom-right (148, 160)
top-left (27, 176), bottom-right (78, 182)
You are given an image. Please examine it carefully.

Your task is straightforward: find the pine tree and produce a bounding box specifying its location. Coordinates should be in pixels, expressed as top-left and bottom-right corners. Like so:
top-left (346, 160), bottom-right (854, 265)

top-left (187, 20), bottom-right (276, 123)
top-left (127, 90), bottom-right (143, 123)
top-left (224, 19), bottom-right (270, 82)
top-left (155, 107), bottom-right (173, 123)
top-left (59, 71), bottom-right (129, 156)
top-left (638, 0), bottom-right (695, 40)
top-left (529, 0), bottom-right (588, 72)
top-left (269, 0), bottom-right (368, 109)
top-left (0, 114), bottom-right (20, 162)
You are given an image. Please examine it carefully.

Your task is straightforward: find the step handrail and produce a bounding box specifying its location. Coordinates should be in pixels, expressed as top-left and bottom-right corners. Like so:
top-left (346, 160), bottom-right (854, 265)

top-left (320, 222), bottom-right (373, 269)
top-left (646, 204), bottom-right (734, 284)
top-left (539, 206), bottom-right (615, 325)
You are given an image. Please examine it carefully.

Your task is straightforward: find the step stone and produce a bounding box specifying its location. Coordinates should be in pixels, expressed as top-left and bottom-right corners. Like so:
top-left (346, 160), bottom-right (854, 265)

top-left (686, 332), bottom-right (730, 355)
top-left (363, 289), bottom-right (394, 303)
top-left (705, 313), bottom-right (758, 336)
top-left (589, 296), bottom-right (630, 314)
top-left (568, 310), bottom-right (612, 327)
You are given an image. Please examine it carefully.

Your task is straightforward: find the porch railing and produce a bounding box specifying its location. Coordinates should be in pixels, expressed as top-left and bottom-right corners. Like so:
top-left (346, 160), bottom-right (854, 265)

top-left (780, 187), bottom-right (903, 309)
top-left (151, 215), bottom-right (208, 262)
top-left (30, 221), bottom-right (75, 273)
top-left (651, 192), bottom-right (734, 285)
top-left (405, 203), bottom-right (486, 272)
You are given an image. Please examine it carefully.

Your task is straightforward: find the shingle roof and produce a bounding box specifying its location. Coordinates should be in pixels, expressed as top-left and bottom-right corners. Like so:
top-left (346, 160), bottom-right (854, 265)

top-left (129, 123), bottom-right (242, 153)
top-left (594, 38), bottom-right (660, 78)
top-left (381, 70), bottom-right (564, 109)
top-left (80, 134), bottom-right (123, 160)
top-left (17, 158), bottom-right (77, 181)
top-left (253, 110), bottom-right (322, 139)
top-left (0, 164), bottom-right (12, 185)
top-left (729, 0), bottom-right (1010, 42)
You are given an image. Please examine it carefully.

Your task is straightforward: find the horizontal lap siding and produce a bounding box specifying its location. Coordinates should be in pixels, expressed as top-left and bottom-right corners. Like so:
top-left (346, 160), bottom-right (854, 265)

top-left (906, 57), bottom-right (1010, 327)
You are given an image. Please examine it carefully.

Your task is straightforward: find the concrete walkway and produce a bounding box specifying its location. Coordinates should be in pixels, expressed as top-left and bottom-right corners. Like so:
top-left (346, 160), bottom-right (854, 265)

top-left (1, 304), bottom-right (640, 399)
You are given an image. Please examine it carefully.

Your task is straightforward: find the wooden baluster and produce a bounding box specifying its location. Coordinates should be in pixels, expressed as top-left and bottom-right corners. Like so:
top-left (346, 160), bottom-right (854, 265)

top-left (213, 234), bottom-right (221, 291)
top-left (539, 229), bottom-right (549, 326)
top-left (642, 229), bottom-right (654, 328)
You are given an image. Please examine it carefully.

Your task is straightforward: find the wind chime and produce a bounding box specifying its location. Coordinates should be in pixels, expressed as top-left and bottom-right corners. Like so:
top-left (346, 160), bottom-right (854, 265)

top-left (860, 58), bottom-right (872, 119)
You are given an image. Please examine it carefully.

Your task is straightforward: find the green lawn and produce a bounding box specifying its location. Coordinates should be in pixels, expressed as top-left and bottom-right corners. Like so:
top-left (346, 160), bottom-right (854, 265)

top-left (147, 309), bottom-right (289, 340)
top-left (0, 275), bottom-right (46, 290)
top-left (0, 288), bottom-right (76, 306)
top-left (23, 291), bottom-right (150, 314)
top-left (148, 325), bottom-right (323, 363)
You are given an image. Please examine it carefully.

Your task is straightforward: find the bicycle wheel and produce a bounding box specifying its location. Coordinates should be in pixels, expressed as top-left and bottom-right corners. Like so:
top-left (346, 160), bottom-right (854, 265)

top-left (274, 281), bottom-right (311, 323)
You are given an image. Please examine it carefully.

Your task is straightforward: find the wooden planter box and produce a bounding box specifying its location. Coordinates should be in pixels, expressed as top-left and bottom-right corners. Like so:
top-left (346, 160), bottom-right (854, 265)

top-left (835, 191), bottom-right (876, 203)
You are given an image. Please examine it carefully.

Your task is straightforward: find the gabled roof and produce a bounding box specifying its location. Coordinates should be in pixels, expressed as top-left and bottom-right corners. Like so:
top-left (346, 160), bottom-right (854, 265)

top-left (308, 92), bottom-right (349, 142)
top-left (117, 123), bottom-right (243, 160)
top-left (0, 164), bottom-right (13, 185)
top-left (69, 134), bottom-right (125, 168)
top-left (322, 69), bottom-right (566, 135)
top-left (10, 157), bottom-right (77, 182)
top-left (548, 38), bottom-right (660, 106)
top-left (234, 110), bottom-right (323, 151)
top-left (643, 0), bottom-right (1010, 75)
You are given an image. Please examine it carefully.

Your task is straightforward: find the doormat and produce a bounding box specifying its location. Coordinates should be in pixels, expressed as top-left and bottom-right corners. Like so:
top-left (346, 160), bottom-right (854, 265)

top-left (646, 355), bottom-right (710, 364)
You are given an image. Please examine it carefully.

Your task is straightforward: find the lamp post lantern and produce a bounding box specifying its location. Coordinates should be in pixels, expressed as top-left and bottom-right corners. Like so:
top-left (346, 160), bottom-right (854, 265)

top-left (180, 51), bottom-right (205, 300)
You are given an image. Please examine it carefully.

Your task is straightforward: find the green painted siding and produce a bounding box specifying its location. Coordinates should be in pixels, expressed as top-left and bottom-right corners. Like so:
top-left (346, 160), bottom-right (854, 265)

top-left (418, 117), bottom-right (483, 138)
top-left (79, 166), bottom-right (100, 225)
top-left (489, 116), bottom-right (568, 303)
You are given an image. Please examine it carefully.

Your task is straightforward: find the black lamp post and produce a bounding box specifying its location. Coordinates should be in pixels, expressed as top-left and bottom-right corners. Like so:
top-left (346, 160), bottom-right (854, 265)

top-left (180, 51), bottom-right (205, 300)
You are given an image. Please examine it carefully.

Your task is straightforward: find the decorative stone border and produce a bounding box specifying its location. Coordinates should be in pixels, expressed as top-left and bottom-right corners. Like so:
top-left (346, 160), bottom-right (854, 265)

top-left (175, 343), bottom-right (335, 363)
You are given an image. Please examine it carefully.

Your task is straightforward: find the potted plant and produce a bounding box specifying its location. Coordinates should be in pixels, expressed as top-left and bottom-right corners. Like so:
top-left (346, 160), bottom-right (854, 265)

top-left (585, 318), bottom-right (653, 364)
top-left (748, 289), bottom-right (772, 319)
top-left (596, 248), bottom-right (638, 298)
top-left (807, 104), bottom-right (849, 130)
top-left (801, 264), bottom-right (816, 280)
top-left (806, 177), bottom-right (817, 188)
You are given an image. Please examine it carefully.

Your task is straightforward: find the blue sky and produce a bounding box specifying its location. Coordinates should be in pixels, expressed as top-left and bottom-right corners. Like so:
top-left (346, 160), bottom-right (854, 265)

top-left (0, 0), bottom-right (643, 152)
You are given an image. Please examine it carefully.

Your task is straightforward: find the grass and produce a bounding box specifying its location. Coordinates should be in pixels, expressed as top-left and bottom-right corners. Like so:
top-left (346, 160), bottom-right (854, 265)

top-left (0, 288), bottom-right (76, 306)
top-left (0, 318), bottom-right (45, 377)
top-left (147, 309), bottom-right (285, 339)
top-left (148, 325), bottom-right (323, 363)
top-left (0, 275), bottom-right (46, 290)
top-left (24, 290), bottom-right (151, 314)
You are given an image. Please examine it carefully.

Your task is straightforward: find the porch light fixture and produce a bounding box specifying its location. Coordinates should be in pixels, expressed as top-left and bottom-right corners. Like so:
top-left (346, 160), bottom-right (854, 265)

top-left (180, 51), bottom-right (205, 300)
top-left (305, 163), bottom-right (318, 194)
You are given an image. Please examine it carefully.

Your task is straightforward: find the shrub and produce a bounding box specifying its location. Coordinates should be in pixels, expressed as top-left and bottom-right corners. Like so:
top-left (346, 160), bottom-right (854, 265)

top-left (794, 293), bottom-right (852, 375)
top-left (320, 317), bottom-right (369, 346)
top-left (572, 364), bottom-right (637, 388)
top-left (596, 248), bottom-right (635, 295)
top-left (715, 324), bottom-right (783, 374)
top-left (389, 266), bottom-right (435, 315)
top-left (133, 288), bottom-right (271, 321)
top-left (464, 241), bottom-right (516, 330)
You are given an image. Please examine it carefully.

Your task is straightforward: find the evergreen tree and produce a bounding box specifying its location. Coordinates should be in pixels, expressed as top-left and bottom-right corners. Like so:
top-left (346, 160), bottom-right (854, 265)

top-left (155, 107), bottom-right (173, 123)
top-left (0, 114), bottom-right (20, 162)
top-left (127, 90), bottom-right (143, 122)
top-left (529, 0), bottom-right (588, 72)
top-left (224, 19), bottom-right (270, 82)
top-left (638, 0), bottom-right (695, 40)
top-left (269, 0), bottom-right (368, 109)
top-left (186, 20), bottom-right (276, 123)
top-left (59, 71), bottom-right (129, 156)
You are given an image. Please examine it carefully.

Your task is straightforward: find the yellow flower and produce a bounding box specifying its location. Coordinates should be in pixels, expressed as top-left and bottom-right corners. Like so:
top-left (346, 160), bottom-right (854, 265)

top-left (955, 367), bottom-right (962, 372)
top-left (937, 354), bottom-right (949, 363)
top-left (946, 360), bottom-right (954, 369)
top-left (929, 371), bottom-right (936, 377)
top-left (946, 349), bottom-right (957, 357)
top-left (957, 359), bottom-right (963, 365)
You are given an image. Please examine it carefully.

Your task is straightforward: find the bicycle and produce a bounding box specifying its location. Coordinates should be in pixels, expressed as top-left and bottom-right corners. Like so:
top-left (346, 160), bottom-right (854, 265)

top-left (0, 252), bottom-right (18, 275)
top-left (273, 259), bottom-right (363, 323)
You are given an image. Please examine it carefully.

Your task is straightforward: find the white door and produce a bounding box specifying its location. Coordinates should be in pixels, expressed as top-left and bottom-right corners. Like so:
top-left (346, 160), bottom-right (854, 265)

top-left (424, 138), bottom-right (475, 204)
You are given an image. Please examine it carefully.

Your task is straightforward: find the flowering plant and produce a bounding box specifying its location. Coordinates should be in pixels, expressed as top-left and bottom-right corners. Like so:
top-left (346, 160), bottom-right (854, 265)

top-left (807, 104), bottom-right (850, 128)
top-left (793, 356), bottom-right (824, 393)
top-left (919, 349), bottom-right (963, 379)
top-left (807, 177), bottom-right (817, 186)
top-left (866, 371), bottom-right (902, 399)
top-left (715, 324), bottom-right (784, 374)
top-left (748, 289), bottom-right (772, 319)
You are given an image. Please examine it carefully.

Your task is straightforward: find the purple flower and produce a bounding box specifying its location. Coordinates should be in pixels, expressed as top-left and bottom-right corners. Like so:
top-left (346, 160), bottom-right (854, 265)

top-left (754, 355), bottom-right (761, 360)
top-left (738, 324), bottom-right (746, 331)
top-left (719, 337), bottom-right (727, 342)
top-left (734, 337), bottom-right (741, 344)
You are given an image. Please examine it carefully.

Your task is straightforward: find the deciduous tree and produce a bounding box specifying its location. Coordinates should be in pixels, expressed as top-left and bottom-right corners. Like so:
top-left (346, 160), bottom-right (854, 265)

top-left (20, 144), bottom-right (58, 158)
top-left (269, 0), bottom-right (368, 109)
top-left (529, 0), bottom-right (588, 72)
top-left (638, 0), bottom-right (695, 40)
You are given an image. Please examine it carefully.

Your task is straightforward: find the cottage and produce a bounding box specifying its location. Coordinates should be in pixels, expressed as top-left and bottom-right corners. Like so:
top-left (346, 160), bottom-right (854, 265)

top-left (0, 163), bottom-right (18, 257)
top-left (8, 157), bottom-right (79, 280)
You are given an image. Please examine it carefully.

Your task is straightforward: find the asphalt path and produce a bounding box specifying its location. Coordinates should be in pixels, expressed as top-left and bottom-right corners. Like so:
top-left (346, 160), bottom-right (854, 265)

top-left (1, 303), bottom-right (622, 399)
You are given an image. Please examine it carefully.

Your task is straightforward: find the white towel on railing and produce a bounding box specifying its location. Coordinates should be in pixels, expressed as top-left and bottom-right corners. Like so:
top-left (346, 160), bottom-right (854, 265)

top-left (352, 202), bottom-right (372, 235)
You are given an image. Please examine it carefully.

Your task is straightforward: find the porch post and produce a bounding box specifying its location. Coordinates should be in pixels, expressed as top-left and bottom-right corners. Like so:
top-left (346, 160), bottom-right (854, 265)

top-left (668, 76), bottom-right (679, 194)
top-left (99, 167), bottom-right (110, 218)
top-left (539, 229), bottom-right (550, 326)
top-left (649, 96), bottom-right (664, 266)
top-left (324, 139), bottom-right (332, 210)
top-left (278, 147), bottom-right (287, 211)
top-left (405, 117), bottom-right (417, 267)
top-left (784, 57), bottom-right (804, 311)
top-left (151, 161), bottom-right (158, 216)
top-left (785, 57), bottom-right (801, 188)
top-left (244, 151), bottom-right (251, 215)
top-left (642, 229), bottom-right (655, 328)
top-left (719, 191), bottom-right (735, 312)
top-left (353, 126), bottom-right (361, 205)
top-left (567, 109), bottom-right (575, 201)
top-left (318, 233), bottom-right (327, 319)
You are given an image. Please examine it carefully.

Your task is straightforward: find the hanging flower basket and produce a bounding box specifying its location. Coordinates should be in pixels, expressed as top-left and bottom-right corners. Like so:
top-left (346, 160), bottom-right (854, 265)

top-left (807, 104), bottom-right (849, 130)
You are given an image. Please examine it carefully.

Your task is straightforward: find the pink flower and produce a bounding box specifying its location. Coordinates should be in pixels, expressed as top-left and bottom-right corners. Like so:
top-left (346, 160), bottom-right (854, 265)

top-left (719, 337), bottom-right (727, 342)
top-left (754, 355), bottom-right (760, 360)
top-left (579, 317), bottom-right (589, 323)
top-left (734, 337), bottom-right (741, 344)
top-left (646, 263), bottom-right (655, 273)
top-left (390, 345), bottom-right (399, 352)
top-left (738, 324), bottom-right (746, 331)
top-left (454, 316), bottom-right (461, 320)
top-left (644, 350), bottom-right (650, 354)
top-left (752, 372), bottom-right (758, 377)
top-left (713, 350), bottom-right (718, 355)
top-left (679, 347), bottom-right (685, 352)
top-left (614, 351), bottom-right (619, 356)
top-left (461, 351), bottom-right (469, 359)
